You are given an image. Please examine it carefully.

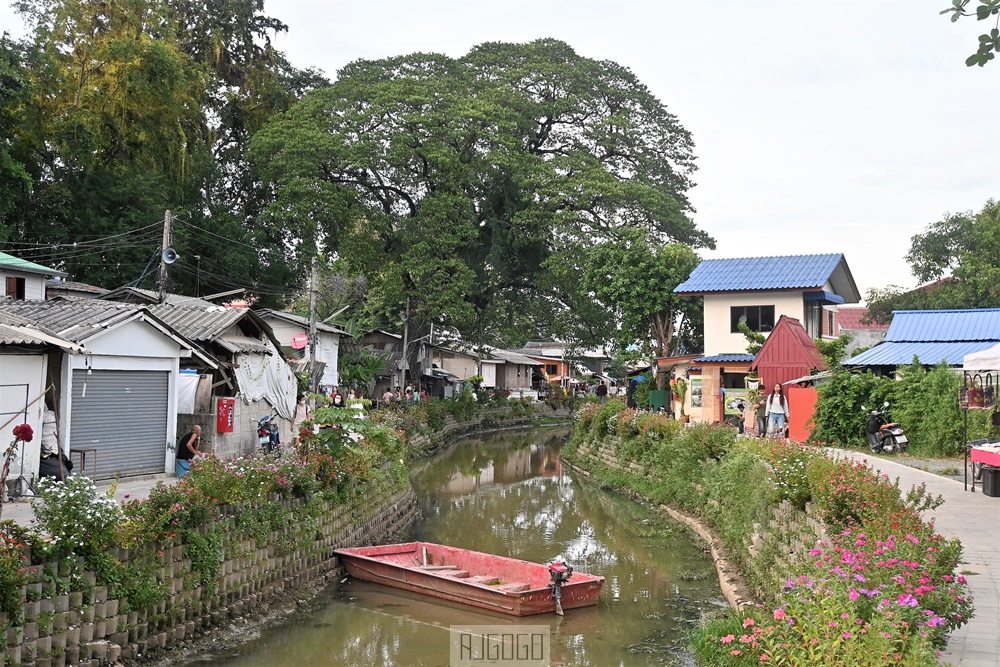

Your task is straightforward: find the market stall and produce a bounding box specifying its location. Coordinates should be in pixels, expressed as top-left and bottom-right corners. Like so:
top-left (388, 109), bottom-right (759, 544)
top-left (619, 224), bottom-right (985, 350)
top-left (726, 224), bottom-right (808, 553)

top-left (962, 344), bottom-right (1000, 494)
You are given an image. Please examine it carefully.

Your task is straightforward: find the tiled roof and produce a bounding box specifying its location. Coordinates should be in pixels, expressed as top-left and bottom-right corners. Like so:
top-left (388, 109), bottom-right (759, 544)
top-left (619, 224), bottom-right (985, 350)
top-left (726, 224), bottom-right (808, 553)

top-left (883, 309), bottom-right (1000, 342)
top-left (0, 310), bottom-right (82, 351)
top-left (838, 307), bottom-right (887, 331)
top-left (844, 341), bottom-right (998, 367)
top-left (675, 254), bottom-right (860, 302)
top-left (691, 354), bottom-right (756, 363)
top-left (0, 252), bottom-right (66, 277)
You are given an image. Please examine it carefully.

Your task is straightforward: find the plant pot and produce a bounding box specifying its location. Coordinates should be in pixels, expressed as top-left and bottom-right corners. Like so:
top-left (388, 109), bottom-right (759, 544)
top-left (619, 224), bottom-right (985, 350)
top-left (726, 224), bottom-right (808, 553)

top-left (679, 415), bottom-right (690, 423)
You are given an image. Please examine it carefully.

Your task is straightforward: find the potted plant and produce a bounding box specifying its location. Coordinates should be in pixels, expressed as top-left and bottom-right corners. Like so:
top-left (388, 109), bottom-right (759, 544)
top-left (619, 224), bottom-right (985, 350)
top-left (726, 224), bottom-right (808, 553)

top-left (674, 377), bottom-right (689, 423)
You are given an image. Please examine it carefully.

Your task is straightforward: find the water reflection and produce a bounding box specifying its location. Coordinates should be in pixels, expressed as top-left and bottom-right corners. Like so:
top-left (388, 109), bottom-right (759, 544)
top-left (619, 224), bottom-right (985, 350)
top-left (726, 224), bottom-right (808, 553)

top-left (206, 428), bottom-right (725, 667)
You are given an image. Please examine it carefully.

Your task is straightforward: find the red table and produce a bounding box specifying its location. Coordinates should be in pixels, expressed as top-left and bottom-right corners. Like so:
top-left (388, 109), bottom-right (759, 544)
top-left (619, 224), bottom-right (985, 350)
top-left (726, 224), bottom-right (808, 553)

top-left (971, 446), bottom-right (1000, 467)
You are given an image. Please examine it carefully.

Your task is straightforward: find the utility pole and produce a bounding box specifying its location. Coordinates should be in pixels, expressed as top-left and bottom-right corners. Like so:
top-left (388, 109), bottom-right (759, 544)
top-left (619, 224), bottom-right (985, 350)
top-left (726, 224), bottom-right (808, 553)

top-left (158, 210), bottom-right (172, 303)
top-left (308, 257), bottom-right (318, 395)
top-left (194, 255), bottom-right (201, 297)
top-left (400, 296), bottom-right (410, 389)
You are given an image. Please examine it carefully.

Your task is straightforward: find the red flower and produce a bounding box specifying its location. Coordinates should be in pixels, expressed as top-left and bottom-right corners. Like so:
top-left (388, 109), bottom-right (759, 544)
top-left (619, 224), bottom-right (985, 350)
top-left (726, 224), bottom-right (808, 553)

top-left (12, 424), bottom-right (33, 442)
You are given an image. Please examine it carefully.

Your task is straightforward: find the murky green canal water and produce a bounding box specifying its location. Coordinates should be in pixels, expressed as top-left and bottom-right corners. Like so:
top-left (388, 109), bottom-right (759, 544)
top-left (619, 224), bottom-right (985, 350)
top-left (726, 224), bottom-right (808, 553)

top-left (206, 428), bottom-right (725, 666)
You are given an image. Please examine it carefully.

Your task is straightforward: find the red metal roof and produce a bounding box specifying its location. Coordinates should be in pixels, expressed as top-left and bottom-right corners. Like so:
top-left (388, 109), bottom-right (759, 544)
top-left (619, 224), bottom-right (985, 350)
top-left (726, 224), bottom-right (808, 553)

top-left (750, 315), bottom-right (828, 388)
top-left (837, 307), bottom-right (888, 332)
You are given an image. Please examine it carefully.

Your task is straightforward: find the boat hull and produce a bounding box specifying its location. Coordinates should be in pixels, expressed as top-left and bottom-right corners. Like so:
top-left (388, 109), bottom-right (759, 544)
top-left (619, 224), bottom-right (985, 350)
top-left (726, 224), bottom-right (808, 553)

top-left (334, 542), bottom-right (604, 616)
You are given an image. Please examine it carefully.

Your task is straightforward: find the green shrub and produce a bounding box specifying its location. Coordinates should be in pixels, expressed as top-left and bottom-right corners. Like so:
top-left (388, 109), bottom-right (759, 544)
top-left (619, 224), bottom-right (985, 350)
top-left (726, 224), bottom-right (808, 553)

top-left (809, 370), bottom-right (894, 448)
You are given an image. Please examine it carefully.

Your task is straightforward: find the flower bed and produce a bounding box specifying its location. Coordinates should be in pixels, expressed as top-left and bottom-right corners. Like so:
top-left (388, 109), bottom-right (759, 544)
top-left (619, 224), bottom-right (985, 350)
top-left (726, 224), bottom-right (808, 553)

top-left (565, 403), bottom-right (973, 667)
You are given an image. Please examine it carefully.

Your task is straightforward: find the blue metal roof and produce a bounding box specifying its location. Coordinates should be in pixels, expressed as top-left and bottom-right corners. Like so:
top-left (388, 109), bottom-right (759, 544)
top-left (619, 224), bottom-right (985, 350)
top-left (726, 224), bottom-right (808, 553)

top-left (675, 254), bottom-right (844, 294)
top-left (843, 341), bottom-right (999, 367)
top-left (691, 354), bottom-right (756, 363)
top-left (885, 309), bottom-right (1000, 342)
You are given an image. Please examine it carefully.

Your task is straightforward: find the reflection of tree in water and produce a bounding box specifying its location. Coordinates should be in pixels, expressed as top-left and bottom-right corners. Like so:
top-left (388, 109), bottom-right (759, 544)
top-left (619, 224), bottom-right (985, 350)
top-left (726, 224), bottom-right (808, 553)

top-left (409, 428), bottom-right (569, 497)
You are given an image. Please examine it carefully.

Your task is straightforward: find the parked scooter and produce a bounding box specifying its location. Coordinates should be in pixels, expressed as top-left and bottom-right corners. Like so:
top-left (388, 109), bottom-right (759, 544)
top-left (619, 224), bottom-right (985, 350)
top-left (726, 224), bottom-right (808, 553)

top-left (257, 413), bottom-right (281, 453)
top-left (862, 402), bottom-right (908, 453)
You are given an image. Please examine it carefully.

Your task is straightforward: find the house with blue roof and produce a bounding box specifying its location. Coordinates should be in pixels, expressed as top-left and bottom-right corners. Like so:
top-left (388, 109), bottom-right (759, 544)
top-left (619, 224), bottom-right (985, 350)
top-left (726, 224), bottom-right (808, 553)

top-left (675, 253), bottom-right (861, 357)
top-left (668, 253), bottom-right (860, 424)
top-left (844, 309), bottom-right (1000, 371)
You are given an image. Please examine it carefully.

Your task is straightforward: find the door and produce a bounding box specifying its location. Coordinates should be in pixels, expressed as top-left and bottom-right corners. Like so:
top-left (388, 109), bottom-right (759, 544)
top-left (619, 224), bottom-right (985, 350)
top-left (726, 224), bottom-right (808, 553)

top-left (70, 369), bottom-right (169, 479)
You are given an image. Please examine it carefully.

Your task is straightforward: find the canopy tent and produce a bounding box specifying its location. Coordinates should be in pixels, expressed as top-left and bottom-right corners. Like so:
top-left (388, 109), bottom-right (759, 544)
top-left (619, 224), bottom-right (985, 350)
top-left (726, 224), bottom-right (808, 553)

top-left (963, 343), bottom-right (1000, 371)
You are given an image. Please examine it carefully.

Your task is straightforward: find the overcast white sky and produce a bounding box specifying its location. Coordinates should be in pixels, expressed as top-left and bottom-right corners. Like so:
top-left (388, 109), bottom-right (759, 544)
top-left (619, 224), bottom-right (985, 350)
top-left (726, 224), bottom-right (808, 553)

top-left (2, 1), bottom-right (997, 300)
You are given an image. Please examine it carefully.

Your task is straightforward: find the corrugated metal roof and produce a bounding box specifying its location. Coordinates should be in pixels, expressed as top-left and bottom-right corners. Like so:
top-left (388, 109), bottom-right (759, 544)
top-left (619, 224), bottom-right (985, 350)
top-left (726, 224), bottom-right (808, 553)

top-left (217, 335), bottom-right (272, 354)
top-left (691, 354), bottom-right (756, 363)
top-left (46, 280), bottom-right (108, 296)
top-left (149, 304), bottom-right (248, 342)
top-left (0, 252), bottom-right (66, 278)
top-left (751, 315), bottom-right (828, 386)
top-left (0, 322), bottom-right (82, 351)
top-left (0, 299), bottom-right (140, 342)
top-left (256, 309), bottom-right (348, 336)
top-left (483, 346), bottom-right (543, 366)
top-left (885, 309), bottom-right (1000, 342)
top-left (675, 254), bottom-right (846, 293)
top-left (844, 341), bottom-right (998, 366)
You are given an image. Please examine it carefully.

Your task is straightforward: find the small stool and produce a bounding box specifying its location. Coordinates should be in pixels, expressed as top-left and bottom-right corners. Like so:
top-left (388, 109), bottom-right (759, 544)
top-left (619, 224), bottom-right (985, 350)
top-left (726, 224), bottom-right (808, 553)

top-left (69, 448), bottom-right (97, 476)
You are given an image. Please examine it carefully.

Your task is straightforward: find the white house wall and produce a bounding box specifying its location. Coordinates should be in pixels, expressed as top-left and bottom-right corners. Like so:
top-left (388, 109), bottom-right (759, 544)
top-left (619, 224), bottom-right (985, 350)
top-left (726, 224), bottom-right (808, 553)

top-left (441, 354), bottom-right (478, 381)
top-left (265, 320), bottom-right (340, 387)
top-left (0, 270), bottom-right (46, 300)
top-left (0, 353), bottom-right (47, 481)
top-left (61, 319), bottom-right (182, 475)
top-left (703, 291), bottom-right (806, 356)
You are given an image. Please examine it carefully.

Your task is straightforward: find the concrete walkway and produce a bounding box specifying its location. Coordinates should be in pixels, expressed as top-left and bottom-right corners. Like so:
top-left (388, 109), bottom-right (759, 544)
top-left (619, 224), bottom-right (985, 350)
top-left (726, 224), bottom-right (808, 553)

top-left (830, 449), bottom-right (1000, 667)
top-left (1, 474), bottom-right (176, 526)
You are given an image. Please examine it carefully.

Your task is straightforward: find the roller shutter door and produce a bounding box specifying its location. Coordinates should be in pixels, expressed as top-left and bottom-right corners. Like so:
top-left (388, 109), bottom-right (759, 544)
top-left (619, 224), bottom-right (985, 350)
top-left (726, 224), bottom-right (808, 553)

top-left (70, 369), bottom-right (168, 479)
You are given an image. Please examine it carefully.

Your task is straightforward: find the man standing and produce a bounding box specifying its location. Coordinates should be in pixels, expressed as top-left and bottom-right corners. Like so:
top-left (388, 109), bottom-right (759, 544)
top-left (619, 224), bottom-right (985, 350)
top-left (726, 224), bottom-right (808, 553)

top-left (596, 381), bottom-right (608, 403)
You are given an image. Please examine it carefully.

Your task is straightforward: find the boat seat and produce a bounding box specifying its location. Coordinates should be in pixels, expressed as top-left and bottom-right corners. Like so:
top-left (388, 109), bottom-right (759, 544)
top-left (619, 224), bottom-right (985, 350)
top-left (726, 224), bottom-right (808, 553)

top-left (499, 582), bottom-right (530, 592)
top-left (470, 575), bottom-right (500, 585)
top-left (442, 570), bottom-right (470, 578)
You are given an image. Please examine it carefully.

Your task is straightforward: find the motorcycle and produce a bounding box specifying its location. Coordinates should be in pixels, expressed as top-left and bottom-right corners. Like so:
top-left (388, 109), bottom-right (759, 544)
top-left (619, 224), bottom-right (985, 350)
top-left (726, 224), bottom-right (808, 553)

top-left (257, 413), bottom-right (281, 453)
top-left (862, 402), bottom-right (908, 454)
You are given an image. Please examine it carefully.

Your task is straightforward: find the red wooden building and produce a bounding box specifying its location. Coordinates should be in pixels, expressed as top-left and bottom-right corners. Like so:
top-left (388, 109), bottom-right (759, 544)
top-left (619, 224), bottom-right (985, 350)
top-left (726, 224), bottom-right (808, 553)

top-left (749, 315), bottom-right (829, 441)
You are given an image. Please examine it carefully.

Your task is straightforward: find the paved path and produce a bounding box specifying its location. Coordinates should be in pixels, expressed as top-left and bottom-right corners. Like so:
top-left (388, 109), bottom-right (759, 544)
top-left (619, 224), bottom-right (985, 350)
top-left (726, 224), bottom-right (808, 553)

top-left (830, 449), bottom-right (999, 667)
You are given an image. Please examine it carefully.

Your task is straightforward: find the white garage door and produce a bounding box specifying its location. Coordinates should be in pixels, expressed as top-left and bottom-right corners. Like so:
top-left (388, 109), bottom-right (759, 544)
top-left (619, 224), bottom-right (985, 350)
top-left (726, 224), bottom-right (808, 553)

top-left (70, 369), bottom-right (168, 479)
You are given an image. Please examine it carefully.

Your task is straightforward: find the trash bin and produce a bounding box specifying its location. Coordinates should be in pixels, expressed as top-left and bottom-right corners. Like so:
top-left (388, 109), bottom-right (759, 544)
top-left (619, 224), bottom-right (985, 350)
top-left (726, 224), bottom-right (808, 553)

top-left (982, 465), bottom-right (1000, 497)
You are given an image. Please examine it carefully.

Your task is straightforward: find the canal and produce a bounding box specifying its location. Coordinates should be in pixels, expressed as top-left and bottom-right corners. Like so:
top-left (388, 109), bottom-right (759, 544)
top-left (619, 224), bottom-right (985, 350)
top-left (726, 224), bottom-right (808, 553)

top-left (206, 427), bottom-right (726, 666)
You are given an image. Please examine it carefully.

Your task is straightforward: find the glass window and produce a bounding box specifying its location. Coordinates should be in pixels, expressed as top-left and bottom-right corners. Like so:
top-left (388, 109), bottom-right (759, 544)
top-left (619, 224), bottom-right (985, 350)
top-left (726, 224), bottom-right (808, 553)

top-left (731, 305), bottom-right (775, 333)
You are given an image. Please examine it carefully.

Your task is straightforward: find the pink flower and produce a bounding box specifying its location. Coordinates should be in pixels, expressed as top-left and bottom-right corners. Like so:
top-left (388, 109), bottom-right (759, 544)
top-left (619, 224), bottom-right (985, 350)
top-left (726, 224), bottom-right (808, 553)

top-left (773, 608), bottom-right (786, 620)
top-left (743, 617), bottom-right (755, 628)
top-left (720, 635), bottom-right (735, 644)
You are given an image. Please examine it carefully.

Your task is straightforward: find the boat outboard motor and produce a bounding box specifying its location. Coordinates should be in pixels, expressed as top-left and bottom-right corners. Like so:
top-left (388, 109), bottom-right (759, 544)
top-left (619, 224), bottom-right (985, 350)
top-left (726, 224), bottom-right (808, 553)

top-left (548, 561), bottom-right (573, 616)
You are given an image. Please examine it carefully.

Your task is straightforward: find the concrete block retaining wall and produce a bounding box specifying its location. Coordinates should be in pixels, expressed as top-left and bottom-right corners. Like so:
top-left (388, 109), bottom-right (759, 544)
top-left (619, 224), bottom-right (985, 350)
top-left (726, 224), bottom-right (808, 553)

top-left (569, 435), bottom-right (827, 604)
top-left (7, 485), bottom-right (418, 667)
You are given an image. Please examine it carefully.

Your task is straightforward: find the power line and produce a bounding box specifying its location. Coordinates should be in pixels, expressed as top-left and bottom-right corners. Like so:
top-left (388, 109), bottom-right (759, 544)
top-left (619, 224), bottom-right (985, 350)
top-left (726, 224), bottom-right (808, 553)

top-left (1, 221), bottom-right (164, 248)
top-left (172, 216), bottom-right (261, 252)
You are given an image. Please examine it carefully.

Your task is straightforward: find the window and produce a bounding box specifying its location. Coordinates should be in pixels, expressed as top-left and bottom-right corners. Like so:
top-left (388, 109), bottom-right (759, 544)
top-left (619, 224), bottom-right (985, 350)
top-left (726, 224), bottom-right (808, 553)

top-left (546, 364), bottom-right (558, 375)
top-left (730, 305), bottom-right (775, 333)
top-left (827, 311), bottom-right (835, 336)
top-left (5, 277), bottom-right (25, 300)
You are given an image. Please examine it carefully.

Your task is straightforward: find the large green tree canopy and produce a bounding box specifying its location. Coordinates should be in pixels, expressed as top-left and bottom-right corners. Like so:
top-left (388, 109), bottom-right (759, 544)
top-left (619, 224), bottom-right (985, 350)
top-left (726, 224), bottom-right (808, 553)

top-left (866, 199), bottom-right (1000, 323)
top-left (0, 0), bottom-right (325, 301)
top-left (250, 38), bottom-right (713, 347)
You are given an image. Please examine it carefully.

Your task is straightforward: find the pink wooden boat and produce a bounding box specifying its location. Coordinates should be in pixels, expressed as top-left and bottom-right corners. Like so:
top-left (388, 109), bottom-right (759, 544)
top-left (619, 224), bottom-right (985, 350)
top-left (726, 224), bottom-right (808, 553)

top-left (334, 542), bottom-right (604, 616)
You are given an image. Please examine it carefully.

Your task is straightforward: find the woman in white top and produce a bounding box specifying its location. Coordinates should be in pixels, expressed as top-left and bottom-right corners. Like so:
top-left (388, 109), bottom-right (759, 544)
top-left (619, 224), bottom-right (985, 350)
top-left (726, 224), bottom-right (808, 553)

top-left (766, 383), bottom-right (789, 437)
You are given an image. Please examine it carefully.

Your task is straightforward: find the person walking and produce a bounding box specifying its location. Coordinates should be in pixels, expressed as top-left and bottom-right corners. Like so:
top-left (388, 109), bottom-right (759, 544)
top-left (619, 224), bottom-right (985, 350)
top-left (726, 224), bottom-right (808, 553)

top-left (596, 381), bottom-right (608, 403)
top-left (766, 383), bottom-right (789, 437)
top-left (753, 392), bottom-right (768, 438)
top-left (291, 393), bottom-right (312, 442)
top-left (175, 425), bottom-right (202, 477)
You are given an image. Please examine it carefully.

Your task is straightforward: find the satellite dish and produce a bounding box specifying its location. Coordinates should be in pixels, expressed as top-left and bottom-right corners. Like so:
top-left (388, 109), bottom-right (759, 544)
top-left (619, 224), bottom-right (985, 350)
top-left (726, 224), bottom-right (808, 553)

top-left (162, 247), bottom-right (179, 264)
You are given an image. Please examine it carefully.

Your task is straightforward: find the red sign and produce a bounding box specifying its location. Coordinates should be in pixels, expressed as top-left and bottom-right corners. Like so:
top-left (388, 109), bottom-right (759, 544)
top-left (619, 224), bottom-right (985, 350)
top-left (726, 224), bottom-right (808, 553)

top-left (290, 333), bottom-right (309, 350)
top-left (216, 398), bottom-right (235, 433)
